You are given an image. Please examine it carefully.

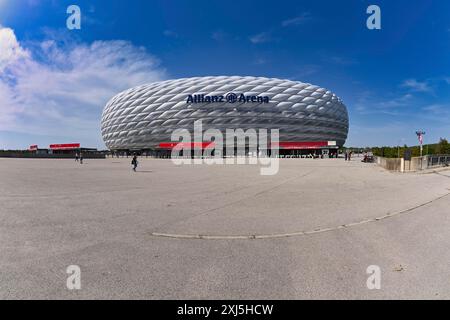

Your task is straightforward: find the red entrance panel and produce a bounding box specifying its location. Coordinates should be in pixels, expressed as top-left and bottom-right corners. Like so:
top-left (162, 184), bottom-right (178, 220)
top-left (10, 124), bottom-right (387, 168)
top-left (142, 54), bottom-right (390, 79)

top-left (29, 145), bottom-right (38, 151)
top-left (158, 142), bottom-right (215, 149)
top-left (49, 143), bottom-right (81, 150)
top-left (271, 141), bottom-right (329, 149)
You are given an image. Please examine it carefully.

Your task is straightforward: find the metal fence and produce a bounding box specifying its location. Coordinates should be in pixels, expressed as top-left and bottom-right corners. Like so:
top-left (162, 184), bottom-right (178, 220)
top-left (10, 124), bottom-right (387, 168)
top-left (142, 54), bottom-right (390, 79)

top-left (427, 155), bottom-right (450, 168)
top-left (374, 154), bottom-right (450, 172)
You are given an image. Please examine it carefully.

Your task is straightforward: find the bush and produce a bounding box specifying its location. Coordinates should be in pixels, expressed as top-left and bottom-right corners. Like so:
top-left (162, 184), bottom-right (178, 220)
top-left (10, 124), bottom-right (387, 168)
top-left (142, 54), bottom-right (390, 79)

top-left (369, 141), bottom-right (448, 158)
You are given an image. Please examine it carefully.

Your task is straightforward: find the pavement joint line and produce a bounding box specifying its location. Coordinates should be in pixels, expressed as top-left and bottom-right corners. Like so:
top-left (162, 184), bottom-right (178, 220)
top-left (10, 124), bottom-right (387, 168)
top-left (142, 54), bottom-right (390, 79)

top-left (434, 170), bottom-right (450, 178)
top-left (150, 191), bottom-right (450, 240)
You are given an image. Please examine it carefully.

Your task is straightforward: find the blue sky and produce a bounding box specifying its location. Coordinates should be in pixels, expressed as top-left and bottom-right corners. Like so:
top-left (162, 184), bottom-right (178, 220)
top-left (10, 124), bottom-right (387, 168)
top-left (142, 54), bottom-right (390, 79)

top-left (0, 0), bottom-right (449, 149)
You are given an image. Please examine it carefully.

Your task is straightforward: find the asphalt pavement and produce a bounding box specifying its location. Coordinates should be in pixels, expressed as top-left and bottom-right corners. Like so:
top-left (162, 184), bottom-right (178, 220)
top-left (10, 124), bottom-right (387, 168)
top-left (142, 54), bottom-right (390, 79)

top-left (0, 157), bottom-right (449, 299)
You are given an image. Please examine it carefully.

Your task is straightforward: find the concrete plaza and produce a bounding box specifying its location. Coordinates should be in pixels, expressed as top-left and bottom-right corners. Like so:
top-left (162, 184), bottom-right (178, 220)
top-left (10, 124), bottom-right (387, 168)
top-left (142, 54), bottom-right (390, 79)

top-left (0, 157), bottom-right (449, 299)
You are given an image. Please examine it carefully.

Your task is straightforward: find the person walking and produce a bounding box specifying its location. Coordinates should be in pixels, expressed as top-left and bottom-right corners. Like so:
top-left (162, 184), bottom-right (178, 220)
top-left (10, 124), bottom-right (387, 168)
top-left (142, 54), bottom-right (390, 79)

top-left (344, 151), bottom-right (348, 161)
top-left (131, 155), bottom-right (138, 172)
top-left (75, 152), bottom-right (79, 162)
top-left (79, 152), bottom-right (83, 164)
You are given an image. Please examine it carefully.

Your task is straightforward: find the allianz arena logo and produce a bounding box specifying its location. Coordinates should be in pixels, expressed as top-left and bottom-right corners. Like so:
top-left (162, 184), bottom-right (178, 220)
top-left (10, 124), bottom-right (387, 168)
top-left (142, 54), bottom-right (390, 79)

top-left (186, 93), bottom-right (270, 104)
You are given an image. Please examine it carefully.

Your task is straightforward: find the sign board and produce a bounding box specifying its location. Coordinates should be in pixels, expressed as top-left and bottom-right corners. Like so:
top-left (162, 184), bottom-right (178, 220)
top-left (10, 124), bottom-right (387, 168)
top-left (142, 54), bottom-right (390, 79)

top-left (404, 149), bottom-right (412, 161)
top-left (49, 143), bottom-right (81, 150)
top-left (186, 93), bottom-right (270, 104)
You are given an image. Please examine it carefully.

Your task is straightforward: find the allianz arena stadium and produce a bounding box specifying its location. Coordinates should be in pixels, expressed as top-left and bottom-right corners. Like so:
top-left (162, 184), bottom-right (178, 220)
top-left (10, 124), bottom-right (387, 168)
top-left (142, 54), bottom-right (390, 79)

top-left (101, 76), bottom-right (349, 157)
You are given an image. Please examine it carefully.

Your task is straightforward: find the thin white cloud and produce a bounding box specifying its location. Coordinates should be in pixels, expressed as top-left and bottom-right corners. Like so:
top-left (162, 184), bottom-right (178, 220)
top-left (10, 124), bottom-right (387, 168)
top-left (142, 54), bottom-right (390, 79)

top-left (249, 12), bottom-right (311, 45)
top-left (401, 79), bottom-right (432, 93)
top-left (0, 26), bottom-right (166, 148)
top-left (211, 30), bottom-right (228, 42)
top-left (423, 104), bottom-right (449, 114)
top-left (328, 56), bottom-right (357, 65)
top-left (354, 91), bottom-right (413, 115)
top-left (253, 58), bottom-right (267, 65)
top-left (254, 58), bottom-right (267, 65)
top-left (163, 30), bottom-right (178, 38)
top-left (249, 32), bottom-right (271, 44)
top-left (281, 12), bottom-right (312, 27)
top-left (422, 104), bottom-right (450, 123)
top-left (376, 94), bottom-right (413, 109)
top-left (288, 64), bottom-right (321, 79)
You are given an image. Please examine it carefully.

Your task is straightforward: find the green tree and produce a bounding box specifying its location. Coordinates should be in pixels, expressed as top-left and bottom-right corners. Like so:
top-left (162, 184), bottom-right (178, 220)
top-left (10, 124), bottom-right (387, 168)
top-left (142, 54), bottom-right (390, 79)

top-left (436, 138), bottom-right (450, 154)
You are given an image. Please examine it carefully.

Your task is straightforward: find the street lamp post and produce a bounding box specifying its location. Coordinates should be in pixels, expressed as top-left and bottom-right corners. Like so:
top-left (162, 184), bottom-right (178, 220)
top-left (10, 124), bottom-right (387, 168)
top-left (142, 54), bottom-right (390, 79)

top-left (416, 130), bottom-right (426, 157)
top-left (397, 138), bottom-right (404, 158)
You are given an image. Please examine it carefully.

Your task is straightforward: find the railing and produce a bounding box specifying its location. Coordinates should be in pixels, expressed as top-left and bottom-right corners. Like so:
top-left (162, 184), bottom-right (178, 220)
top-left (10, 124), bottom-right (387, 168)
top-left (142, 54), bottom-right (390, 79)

top-left (374, 154), bottom-right (450, 172)
top-left (427, 155), bottom-right (450, 168)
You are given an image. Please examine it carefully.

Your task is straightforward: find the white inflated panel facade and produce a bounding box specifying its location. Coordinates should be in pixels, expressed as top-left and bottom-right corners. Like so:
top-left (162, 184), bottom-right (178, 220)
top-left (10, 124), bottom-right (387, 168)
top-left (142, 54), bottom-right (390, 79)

top-left (101, 76), bottom-right (349, 150)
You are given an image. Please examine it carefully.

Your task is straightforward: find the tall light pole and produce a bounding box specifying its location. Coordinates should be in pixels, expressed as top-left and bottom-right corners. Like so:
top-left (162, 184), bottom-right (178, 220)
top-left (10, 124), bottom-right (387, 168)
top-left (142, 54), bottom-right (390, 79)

top-left (416, 130), bottom-right (425, 157)
top-left (397, 138), bottom-right (404, 158)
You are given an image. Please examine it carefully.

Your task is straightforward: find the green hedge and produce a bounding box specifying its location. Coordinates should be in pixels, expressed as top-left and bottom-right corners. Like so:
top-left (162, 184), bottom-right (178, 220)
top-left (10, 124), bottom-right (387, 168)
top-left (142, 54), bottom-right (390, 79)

top-left (366, 139), bottom-right (450, 158)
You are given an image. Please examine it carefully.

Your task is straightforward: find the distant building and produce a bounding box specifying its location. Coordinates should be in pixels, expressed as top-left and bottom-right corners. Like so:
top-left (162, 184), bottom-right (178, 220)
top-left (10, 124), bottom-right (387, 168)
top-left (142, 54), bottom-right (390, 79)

top-left (48, 143), bottom-right (97, 154)
top-left (28, 145), bottom-right (48, 155)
